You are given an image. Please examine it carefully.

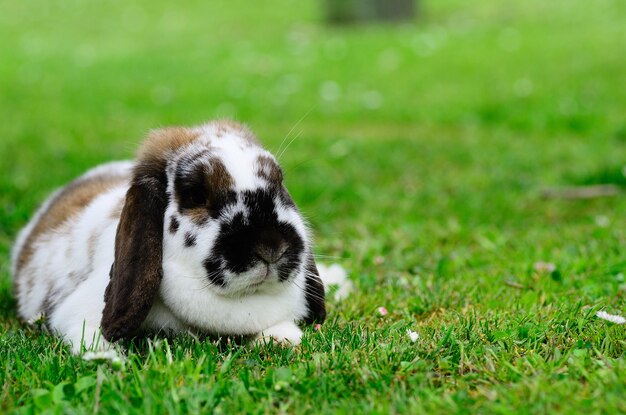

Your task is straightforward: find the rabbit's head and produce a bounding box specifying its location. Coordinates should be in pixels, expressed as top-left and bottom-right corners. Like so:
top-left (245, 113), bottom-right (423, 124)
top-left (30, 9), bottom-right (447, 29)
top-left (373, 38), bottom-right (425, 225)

top-left (101, 121), bottom-right (324, 341)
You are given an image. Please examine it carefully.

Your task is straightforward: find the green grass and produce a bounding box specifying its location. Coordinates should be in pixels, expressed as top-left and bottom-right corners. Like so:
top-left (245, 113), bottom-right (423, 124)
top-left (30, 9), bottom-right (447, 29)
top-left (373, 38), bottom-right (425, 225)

top-left (1, 0), bottom-right (626, 413)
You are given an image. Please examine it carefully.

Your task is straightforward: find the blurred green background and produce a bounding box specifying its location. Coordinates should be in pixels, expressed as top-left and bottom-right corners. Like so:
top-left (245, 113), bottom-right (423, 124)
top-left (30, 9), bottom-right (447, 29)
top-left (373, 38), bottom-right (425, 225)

top-left (1, 0), bottom-right (626, 412)
top-left (1, 0), bottom-right (624, 241)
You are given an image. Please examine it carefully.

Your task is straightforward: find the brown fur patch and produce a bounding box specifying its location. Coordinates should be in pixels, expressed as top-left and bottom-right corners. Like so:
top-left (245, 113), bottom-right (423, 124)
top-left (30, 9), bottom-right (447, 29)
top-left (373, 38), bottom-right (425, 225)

top-left (175, 157), bottom-right (236, 225)
top-left (209, 158), bottom-right (236, 190)
top-left (184, 208), bottom-right (207, 225)
top-left (139, 122), bottom-right (258, 169)
top-left (16, 174), bottom-right (127, 274)
top-left (138, 127), bottom-right (200, 164)
top-left (185, 208), bottom-right (210, 226)
top-left (256, 156), bottom-right (283, 184)
top-left (101, 166), bottom-right (168, 341)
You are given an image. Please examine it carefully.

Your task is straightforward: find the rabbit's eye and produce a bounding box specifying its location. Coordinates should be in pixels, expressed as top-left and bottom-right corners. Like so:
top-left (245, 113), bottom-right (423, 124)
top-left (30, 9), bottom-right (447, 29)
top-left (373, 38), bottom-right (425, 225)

top-left (180, 184), bottom-right (208, 209)
top-left (190, 189), bottom-right (206, 206)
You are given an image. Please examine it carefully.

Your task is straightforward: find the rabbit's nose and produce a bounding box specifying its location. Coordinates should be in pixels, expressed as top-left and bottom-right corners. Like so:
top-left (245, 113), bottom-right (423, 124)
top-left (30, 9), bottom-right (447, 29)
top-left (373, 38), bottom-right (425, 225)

top-left (255, 242), bottom-right (288, 264)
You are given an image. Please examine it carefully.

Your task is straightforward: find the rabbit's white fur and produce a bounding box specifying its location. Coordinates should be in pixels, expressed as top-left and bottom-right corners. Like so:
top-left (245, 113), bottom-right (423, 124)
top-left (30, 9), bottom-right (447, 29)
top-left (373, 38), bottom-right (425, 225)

top-left (13, 162), bottom-right (131, 352)
top-left (12, 121), bottom-right (325, 353)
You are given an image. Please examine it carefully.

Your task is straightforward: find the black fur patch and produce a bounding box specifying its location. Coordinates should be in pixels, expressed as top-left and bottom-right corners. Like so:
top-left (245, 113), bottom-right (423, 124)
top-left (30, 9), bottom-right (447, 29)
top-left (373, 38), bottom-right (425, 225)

top-left (279, 187), bottom-right (297, 208)
top-left (184, 232), bottom-right (197, 247)
top-left (169, 217), bottom-right (180, 234)
top-left (174, 153), bottom-right (236, 224)
top-left (203, 258), bottom-right (226, 287)
top-left (206, 189), bottom-right (304, 282)
top-left (303, 255), bottom-right (326, 324)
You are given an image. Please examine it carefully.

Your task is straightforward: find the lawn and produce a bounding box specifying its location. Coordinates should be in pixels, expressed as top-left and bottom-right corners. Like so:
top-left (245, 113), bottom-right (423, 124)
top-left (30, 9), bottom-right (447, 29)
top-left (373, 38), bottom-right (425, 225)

top-left (1, 0), bottom-right (626, 413)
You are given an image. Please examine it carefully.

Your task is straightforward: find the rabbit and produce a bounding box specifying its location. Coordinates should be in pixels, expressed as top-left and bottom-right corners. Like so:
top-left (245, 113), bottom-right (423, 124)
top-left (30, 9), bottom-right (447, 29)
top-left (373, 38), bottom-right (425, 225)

top-left (11, 120), bottom-right (326, 354)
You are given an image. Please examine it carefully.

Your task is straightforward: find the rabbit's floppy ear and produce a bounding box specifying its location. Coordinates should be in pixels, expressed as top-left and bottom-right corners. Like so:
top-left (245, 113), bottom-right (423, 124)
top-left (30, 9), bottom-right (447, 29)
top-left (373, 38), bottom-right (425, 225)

top-left (101, 127), bottom-right (198, 341)
top-left (303, 254), bottom-right (326, 324)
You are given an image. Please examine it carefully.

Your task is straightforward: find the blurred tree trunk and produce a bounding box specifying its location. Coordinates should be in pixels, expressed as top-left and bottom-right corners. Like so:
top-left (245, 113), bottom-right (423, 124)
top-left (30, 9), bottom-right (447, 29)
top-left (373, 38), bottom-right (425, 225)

top-left (325, 0), bottom-right (417, 24)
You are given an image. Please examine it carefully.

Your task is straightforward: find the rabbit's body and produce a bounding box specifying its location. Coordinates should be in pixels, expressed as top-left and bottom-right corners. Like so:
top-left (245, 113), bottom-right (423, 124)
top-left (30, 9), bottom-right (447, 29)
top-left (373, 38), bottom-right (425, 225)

top-left (12, 121), bottom-right (325, 353)
top-left (12, 162), bottom-right (132, 351)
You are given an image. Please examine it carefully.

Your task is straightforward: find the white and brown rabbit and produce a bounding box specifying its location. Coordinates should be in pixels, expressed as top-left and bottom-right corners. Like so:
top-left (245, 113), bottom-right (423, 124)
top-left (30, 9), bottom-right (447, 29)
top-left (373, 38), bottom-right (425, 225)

top-left (11, 121), bottom-right (326, 353)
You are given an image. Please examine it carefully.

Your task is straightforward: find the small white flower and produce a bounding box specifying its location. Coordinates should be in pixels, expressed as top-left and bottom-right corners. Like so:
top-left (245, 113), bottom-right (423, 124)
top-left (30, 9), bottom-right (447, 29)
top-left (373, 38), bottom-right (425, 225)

top-left (82, 350), bottom-right (117, 361)
top-left (82, 350), bottom-right (125, 369)
top-left (407, 330), bottom-right (419, 342)
top-left (27, 313), bottom-right (46, 325)
top-left (317, 263), bottom-right (353, 301)
top-left (534, 261), bottom-right (556, 273)
top-left (596, 311), bottom-right (626, 325)
top-left (594, 215), bottom-right (610, 228)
